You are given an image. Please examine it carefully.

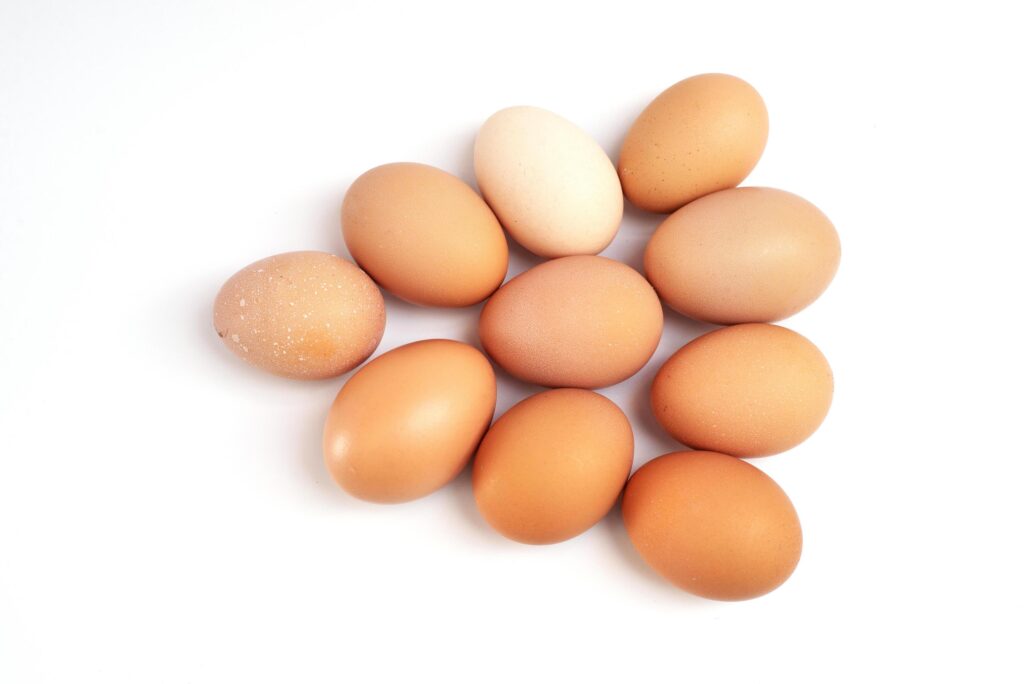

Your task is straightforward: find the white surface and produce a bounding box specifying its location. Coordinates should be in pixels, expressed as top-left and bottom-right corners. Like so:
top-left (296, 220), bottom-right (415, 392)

top-left (2, 2), bottom-right (1022, 682)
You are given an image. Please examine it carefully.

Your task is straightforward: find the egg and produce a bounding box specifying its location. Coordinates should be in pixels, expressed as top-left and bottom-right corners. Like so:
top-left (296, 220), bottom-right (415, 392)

top-left (473, 389), bottom-right (633, 544)
top-left (645, 187), bottom-right (840, 324)
top-left (213, 251), bottom-right (385, 379)
top-left (652, 324), bottom-right (833, 457)
top-left (342, 163), bottom-right (508, 307)
top-left (323, 339), bottom-right (496, 503)
top-left (474, 106), bottom-right (623, 257)
top-left (618, 73), bottom-right (769, 213)
top-left (479, 255), bottom-right (663, 388)
top-left (622, 450), bottom-right (802, 600)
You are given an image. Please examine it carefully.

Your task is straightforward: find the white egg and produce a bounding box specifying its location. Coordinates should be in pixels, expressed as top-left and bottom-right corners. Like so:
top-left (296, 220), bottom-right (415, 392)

top-left (474, 106), bottom-right (623, 257)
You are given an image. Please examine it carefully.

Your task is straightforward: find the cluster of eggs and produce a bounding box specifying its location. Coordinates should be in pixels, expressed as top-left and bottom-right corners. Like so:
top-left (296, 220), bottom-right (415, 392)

top-left (214, 73), bottom-right (840, 601)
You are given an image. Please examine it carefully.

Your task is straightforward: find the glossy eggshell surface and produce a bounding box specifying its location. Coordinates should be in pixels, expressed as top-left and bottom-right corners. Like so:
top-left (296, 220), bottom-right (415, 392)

top-left (342, 163), bottom-right (508, 307)
top-left (622, 451), bottom-right (802, 601)
top-left (474, 106), bottom-right (623, 257)
top-left (652, 324), bottom-right (833, 457)
top-left (323, 339), bottom-right (496, 503)
top-left (473, 389), bottom-right (634, 544)
top-left (479, 256), bottom-right (663, 388)
top-left (619, 73), bottom-right (769, 213)
top-left (213, 251), bottom-right (385, 380)
top-left (645, 187), bottom-right (840, 323)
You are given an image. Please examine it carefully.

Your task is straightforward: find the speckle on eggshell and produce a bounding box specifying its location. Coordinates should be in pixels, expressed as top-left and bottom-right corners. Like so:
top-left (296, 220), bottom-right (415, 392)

top-left (213, 251), bottom-right (385, 380)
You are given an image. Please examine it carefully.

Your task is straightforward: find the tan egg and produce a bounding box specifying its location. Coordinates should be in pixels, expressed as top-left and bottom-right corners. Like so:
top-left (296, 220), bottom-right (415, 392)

top-left (473, 389), bottom-right (633, 544)
top-left (479, 256), bottom-right (663, 388)
top-left (474, 106), bottom-right (623, 257)
top-left (213, 251), bottom-right (384, 380)
top-left (645, 187), bottom-right (840, 324)
top-left (619, 73), bottom-right (769, 213)
top-left (323, 339), bottom-right (496, 503)
top-left (651, 324), bottom-right (832, 457)
top-left (622, 451), bottom-right (802, 601)
top-left (342, 162), bottom-right (508, 307)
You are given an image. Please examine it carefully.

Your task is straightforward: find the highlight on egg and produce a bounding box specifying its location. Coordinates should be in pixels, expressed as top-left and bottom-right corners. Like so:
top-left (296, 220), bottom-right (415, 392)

top-left (213, 251), bottom-right (385, 380)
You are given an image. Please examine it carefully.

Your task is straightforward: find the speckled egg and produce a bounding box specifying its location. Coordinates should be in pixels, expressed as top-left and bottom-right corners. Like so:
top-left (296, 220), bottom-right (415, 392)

top-left (213, 251), bottom-right (385, 379)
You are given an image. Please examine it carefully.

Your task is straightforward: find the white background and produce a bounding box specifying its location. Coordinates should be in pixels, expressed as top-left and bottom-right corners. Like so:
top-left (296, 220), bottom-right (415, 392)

top-left (2, 1), bottom-right (1022, 681)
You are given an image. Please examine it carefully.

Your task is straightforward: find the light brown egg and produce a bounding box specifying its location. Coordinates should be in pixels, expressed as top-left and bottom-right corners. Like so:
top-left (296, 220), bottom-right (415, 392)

top-left (342, 162), bottom-right (508, 307)
top-left (645, 187), bottom-right (840, 324)
top-left (619, 73), bottom-right (769, 213)
top-left (323, 339), bottom-right (496, 503)
top-left (622, 450), bottom-right (802, 601)
top-left (213, 251), bottom-right (384, 380)
top-left (651, 324), bottom-right (833, 457)
top-left (473, 389), bottom-right (633, 544)
top-left (479, 256), bottom-right (663, 388)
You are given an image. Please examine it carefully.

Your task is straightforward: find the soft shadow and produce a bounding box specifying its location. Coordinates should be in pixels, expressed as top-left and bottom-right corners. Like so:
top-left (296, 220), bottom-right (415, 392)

top-left (296, 388), bottom-right (363, 508)
top-left (625, 307), bottom-right (721, 469)
top-left (309, 183), bottom-right (352, 259)
top-left (445, 466), bottom-right (510, 546)
top-left (627, 354), bottom-right (686, 467)
top-left (505, 238), bottom-right (544, 281)
top-left (449, 127), bottom-right (477, 189)
top-left (602, 505), bottom-right (707, 604)
top-left (492, 364), bottom-right (543, 416)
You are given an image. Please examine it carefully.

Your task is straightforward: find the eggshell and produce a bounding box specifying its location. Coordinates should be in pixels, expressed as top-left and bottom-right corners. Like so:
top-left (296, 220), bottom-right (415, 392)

top-left (213, 251), bottom-right (384, 380)
top-left (645, 187), bottom-right (840, 324)
top-left (342, 162), bottom-right (508, 307)
top-left (474, 106), bottom-right (623, 257)
top-left (651, 324), bottom-right (832, 457)
top-left (619, 73), bottom-right (769, 213)
top-left (473, 389), bottom-right (633, 544)
top-left (622, 450), bottom-right (802, 600)
top-left (479, 256), bottom-right (663, 388)
top-left (323, 339), bottom-right (496, 503)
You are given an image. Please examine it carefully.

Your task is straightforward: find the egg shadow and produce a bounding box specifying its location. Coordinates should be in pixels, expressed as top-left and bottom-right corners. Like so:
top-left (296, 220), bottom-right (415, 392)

top-left (601, 505), bottom-right (708, 604)
top-left (444, 465), bottom-right (512, 547)
top-left (295, 388), bottom-right (367, 509)
top-left (504, 236), bottom-right (545, 281)
top-left (448, 126), bottom-right (478, 189)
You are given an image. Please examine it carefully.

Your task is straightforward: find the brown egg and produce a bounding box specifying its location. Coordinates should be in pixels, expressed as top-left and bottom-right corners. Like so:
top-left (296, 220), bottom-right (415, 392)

top-left (473, 389), bottom-right (633, 544)
top-left (342, 162), bottom-right (508, 307)
top-left (323, 339), bottom-right (496, 503)
top-left (622, 450), bottom-right (802, 600)
top-left (619, 73), bottom-right (769, 213)
top-left (645, 187), bottom-right (840, 324)
top-left (479, 256), bottom-right (663, 388)
top-left (652, 324), bottom-right (833, 457)
top-left (213, 251), bottom-right (385, 380)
